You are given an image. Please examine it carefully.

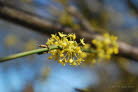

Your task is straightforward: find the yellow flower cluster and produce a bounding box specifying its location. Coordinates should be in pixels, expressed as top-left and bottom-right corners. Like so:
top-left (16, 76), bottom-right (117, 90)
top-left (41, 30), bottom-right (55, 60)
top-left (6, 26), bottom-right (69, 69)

top-left (82, 33), bottom-right (119, 65)
top-left (59, 11), bottom-right (80, 30)
top-left (92, 33), bottom-right (119, 60)
top-left (46, 32), bottom-right (87, 66)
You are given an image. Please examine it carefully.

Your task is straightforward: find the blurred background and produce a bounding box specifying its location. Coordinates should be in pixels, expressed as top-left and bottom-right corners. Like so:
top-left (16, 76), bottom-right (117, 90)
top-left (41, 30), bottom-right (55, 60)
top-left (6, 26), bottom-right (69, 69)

top-left (0, 0), bottom-right (138, 92)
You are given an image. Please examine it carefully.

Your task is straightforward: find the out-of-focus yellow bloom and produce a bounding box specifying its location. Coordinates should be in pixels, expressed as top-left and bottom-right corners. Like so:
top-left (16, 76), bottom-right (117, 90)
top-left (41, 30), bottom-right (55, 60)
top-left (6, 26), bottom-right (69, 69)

top-left (72, 24), bottom-right (80, 30)
top-left (59, 11), bottom-right (74, 26)
top-left (82, 33), bottom-right (119, 65)
top-left (4, 34), bottom-right (18, 47)
top-left (83, 44), bottom-right (91, 49)
top-left (92, 33), bottom-right (119, 60)
top-left (46, 32), bottom-right (87, 66)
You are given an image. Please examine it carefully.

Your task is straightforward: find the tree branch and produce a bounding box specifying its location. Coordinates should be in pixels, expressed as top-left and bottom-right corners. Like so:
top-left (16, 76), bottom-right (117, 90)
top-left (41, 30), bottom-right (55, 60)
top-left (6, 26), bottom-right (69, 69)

top-left (65, 5), bottom-right (95, 33)
top-left (0, 2), bottom-right (138, 61)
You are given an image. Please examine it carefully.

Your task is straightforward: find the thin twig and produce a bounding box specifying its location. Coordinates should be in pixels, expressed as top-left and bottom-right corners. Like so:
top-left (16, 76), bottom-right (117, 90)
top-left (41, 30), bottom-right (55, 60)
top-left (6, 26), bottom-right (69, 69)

top-left (0, 46), bottom-right (59, 62)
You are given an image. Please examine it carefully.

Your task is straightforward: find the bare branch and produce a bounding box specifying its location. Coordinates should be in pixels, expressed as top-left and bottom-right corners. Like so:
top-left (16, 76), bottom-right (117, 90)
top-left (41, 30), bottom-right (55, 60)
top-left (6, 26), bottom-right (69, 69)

top-left (66, 6), bottom-right (95, 33)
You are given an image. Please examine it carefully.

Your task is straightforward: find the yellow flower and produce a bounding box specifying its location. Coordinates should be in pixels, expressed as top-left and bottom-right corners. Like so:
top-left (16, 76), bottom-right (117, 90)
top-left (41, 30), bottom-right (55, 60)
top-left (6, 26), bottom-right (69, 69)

top-left (46, 32), bottom-right (86, 66)
top-left (4, 34), bottom-right (18, 47)
top-left (80, 38), bottom-right (85, 45)
top-left (59, 11), bottom-right (74, 26)
top-left (92, 33), bottom-right (119, 60)
top-left (68, 33), bottom-right (76, 40)
top-left (58, 32), bottom-right (67, 37)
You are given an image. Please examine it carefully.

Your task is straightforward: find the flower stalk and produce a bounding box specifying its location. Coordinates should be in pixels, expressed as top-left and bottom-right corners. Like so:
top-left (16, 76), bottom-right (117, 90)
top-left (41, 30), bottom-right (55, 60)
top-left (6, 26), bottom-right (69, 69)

top-left (0, 46), bottom-right (60, 62)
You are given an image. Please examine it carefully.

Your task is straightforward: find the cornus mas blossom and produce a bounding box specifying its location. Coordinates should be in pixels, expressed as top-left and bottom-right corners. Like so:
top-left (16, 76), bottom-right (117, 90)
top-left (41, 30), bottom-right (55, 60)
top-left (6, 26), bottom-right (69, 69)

top-left (0, 32), bottom-right (119, 65)
top-left (46, 32), bottom-right (87, 66)
top-left (82, 33), bottom-right (119, 65)
top-left (45, 32), bottom-right (119, 66)
top-left (92, 33), bottom-right (119, 60)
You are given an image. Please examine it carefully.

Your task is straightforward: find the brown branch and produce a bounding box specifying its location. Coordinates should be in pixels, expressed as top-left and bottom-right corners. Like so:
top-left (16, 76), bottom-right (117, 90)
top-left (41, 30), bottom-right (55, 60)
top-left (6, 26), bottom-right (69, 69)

top-left (118, 41), bottom-right (138, 61)
top-left (65, 6), bottom-right (95, 33)
top-left (0, 2), bottom-right (138, 61)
